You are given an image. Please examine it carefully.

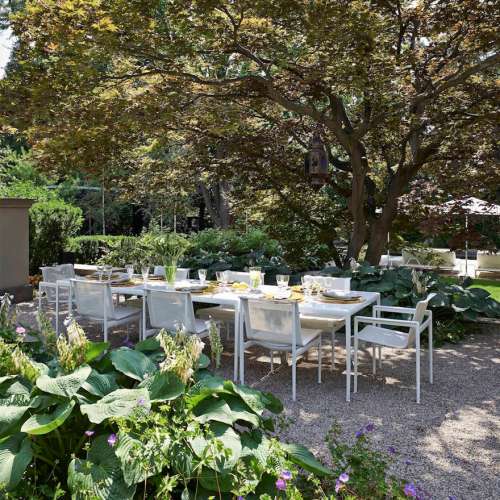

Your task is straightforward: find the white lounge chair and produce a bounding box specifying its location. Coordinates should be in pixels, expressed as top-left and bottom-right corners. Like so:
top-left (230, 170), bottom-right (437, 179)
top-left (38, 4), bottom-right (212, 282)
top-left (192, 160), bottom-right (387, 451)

top-left (240, 297), bottom-right (324, 401)
top-left (474, 251), bottom-right (500, 278)
top-left (70, 279), bottom-right (141, 342)
top-left (353, 294), bottom-right (435, 403)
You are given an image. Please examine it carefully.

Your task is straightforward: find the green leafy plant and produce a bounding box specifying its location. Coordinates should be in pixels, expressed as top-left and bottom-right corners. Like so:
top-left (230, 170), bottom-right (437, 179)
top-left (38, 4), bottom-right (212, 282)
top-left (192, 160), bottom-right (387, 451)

top-left (0, 322), bottom-right (335, 499)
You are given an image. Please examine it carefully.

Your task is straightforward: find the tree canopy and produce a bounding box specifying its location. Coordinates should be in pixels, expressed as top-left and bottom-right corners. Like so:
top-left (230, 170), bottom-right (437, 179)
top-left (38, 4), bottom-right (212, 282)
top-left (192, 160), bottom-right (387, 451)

top-left (1, 0), bottom-right (498, 264)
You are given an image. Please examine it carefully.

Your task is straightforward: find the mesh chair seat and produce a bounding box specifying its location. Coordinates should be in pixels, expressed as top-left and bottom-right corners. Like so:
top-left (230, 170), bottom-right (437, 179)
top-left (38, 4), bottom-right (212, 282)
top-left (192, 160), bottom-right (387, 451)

top-left (356, 325), bottom-right (410, 349)
top-left (300, 315), bottom-right (344, 331)
top-left (246, 327), bottom-right (321, 348)
top-left (197, 305), bottom-right (235, 321)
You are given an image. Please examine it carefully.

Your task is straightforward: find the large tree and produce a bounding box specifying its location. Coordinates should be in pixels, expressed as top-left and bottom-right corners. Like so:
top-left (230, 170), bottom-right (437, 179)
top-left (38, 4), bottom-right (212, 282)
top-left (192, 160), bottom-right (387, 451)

top-left (1, 0), bottom-right (498, 264)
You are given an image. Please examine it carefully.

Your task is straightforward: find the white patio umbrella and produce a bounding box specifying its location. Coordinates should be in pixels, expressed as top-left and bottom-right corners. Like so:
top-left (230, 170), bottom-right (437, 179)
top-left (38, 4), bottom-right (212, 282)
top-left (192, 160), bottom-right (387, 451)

top-left (433, 197), bottom-right (500, 275)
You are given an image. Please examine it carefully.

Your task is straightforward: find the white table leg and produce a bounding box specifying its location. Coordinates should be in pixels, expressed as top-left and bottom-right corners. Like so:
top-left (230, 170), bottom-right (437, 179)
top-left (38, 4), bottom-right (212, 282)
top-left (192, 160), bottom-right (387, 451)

top-left (345, 316), bottom-right (351, 402)
top-left (55, 282), bottom-right (60, 337)
top-left (142, 293), bottom-right (146, 341)
top-left (233, 303), bottom-right (240, 382)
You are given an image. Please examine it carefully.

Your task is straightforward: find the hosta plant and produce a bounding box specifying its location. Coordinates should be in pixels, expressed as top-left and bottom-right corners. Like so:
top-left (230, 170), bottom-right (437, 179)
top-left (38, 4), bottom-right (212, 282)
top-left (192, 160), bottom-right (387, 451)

top-left (0, 322), bottom-right (331, 499)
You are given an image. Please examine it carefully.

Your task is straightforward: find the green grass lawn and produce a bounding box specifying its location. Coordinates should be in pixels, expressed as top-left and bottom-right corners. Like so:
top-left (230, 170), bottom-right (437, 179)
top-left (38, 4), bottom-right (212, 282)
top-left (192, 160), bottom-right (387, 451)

top-left (469, 279), bottom-right (500, 301)
top-left (441, 276), bottom-right (500, 301)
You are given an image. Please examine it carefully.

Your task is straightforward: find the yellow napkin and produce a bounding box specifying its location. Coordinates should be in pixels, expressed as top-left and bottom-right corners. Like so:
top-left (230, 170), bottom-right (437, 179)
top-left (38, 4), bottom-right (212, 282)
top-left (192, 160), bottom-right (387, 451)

top-left (231, 282), bottom-right (249, 290)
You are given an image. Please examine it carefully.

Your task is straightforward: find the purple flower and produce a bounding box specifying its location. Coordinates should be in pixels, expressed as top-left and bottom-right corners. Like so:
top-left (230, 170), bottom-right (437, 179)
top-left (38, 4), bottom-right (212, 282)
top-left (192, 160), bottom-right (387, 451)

top-left (355, 429), bottom-right (364, 439)
top-left (137, 398), bottom-right (146, 406)
top-left (107, 433), bottom-right (117, 447)
top-left (237, 497), bottom-right (244, 500)
top-left (335, 479), bottom-right (343, 493)
top-left (275, 478), bottom-right (286, 491)
top-left (404, 483), bottom-right (417, 497)
top-left (16, 326), bottom-right (26, 335)
top-left (388, 446), bottom-right (396, 454)
top-left (84, 430), bottom-right (95, 437)
top-left (365, 422), bottom-right (374, 432)
top-left (405, 459), bottom-right (412, 465)
top-left (339, 472), bottom-right (349, 483)
top-left (448, 497), bottom-right (457, 500)
top-left (280, 470), bottom-right (292, 481)
top-left (122, 339), bottom-right (134, 348)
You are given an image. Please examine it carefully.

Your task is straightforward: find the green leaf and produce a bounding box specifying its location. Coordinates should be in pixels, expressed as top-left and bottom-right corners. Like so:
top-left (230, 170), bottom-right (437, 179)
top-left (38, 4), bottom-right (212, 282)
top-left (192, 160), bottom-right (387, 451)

top-left (21, 400), bottom-right (75, 435)
top-left (240, 430), bottom-right (272, 466)
top-left (36, 365), bottom-right (91, 398)
top-left (81, 370), bottom-right (118, 397)
top-left (80, 388), bottom-right (150, 424)
top-left (110, 348), bottom-right (156, 381)
top-left (115, 432), bottom-right (169, 486)
top-left (67, 435), bottom-right (136, 500)
top-left (0, 395), bottom-right (30, 437)
top-left (138, 371), bottom-right (184, 402)
top-left (190, 422), bottom-right (242, 472)
top-left (85, 342), bottom-right (109, 364)
top-left (281, 443), bottom-right (333, 476)
top-left (134, 337), bottom-right (161, 352)
top-left (186, 375), bottom-right (230, 408)
top-left (224, 381), bottom-right (283, 415)
top-left (197, 353), bottom-right (210, 369)
top-left (0, 433), bottom-right (33, 490)
top-left (198, 467), bottom-right (234, 492)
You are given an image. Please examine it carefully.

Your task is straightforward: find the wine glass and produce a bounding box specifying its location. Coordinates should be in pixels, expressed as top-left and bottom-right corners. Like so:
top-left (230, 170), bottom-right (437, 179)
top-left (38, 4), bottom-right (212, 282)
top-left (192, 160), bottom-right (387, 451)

top-left (141, 265), bottom-right (150, 284)
top-left (96, 265), bottom-right (104, 281)
top-left (216, 271), bottom-right (228, 290)
top-left (104, 264), bottom-right (113, 281)
top-left (198, 269), bottom-right (207, 285)
top-left (276, 274), bottom-right (290, 288)
top-left (125, 264), bottom-right (134, 281)
top-left (301, 275), bottom-right (313, 300)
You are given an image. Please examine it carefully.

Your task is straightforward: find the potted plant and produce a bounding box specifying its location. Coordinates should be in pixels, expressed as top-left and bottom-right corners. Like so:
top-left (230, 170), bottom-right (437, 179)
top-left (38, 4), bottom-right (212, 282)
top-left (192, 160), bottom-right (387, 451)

top-left (150, 233), bottom-right (191, 285)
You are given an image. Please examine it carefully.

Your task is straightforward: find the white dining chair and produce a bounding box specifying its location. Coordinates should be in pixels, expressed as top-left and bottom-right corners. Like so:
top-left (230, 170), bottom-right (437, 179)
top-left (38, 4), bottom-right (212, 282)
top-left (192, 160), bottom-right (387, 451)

top-left (300, 276), bottom-right (351, 369)
top-left (240, 297), bottom-right (324, 401)
top-left (353, 293), bottom-right (435, 403)
top-left (153, 266), bottom-right (190, 281)
top-left (144, 288), bottom-right (209, 340)
top-left (38, 264), bottom-right (76, 312)
top-left (70, 279), bottom-right (141, 342)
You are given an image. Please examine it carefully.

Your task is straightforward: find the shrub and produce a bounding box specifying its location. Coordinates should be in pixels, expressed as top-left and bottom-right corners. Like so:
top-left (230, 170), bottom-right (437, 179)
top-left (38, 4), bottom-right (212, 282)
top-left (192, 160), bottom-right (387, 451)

top-left (29, 200), bottom-right (83, 272)
top-left (67, 235), bottom-right (135, 264)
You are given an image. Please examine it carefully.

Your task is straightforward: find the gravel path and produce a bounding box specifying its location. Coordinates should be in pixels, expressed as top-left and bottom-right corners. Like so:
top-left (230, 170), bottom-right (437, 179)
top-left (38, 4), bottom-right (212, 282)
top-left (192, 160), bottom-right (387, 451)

top-left (17, 302), bottom-right (499, 499)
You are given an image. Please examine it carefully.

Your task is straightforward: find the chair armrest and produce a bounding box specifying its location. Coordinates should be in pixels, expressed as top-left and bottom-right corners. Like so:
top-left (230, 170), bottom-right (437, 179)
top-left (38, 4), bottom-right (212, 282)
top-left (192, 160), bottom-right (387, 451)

top-left (354, 316), bottom-right (420, 329)
top-left (373, 305), bottom-right (416, 315)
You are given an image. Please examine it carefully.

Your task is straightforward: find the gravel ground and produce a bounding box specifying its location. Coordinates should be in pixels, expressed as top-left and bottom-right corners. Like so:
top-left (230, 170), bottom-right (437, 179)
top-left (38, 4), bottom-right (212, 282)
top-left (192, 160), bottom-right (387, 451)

top-left (17, 301), bottom-right (499, 499)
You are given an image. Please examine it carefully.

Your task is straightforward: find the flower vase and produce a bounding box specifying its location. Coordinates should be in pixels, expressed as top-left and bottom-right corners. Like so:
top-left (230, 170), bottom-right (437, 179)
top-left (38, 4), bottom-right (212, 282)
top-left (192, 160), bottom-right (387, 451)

top-left (165, 263), bottom-right (177, 287)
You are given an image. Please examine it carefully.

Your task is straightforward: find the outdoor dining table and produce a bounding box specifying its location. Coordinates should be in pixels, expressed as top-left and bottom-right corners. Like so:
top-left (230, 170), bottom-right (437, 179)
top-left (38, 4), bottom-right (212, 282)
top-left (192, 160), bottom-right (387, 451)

top-left (54, 278), bottom-right (380, 401)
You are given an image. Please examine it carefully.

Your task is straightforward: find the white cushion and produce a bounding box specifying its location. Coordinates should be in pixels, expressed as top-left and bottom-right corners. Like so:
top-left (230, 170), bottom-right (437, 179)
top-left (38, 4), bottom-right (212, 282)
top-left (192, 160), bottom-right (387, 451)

top-left (356, 325), bottom-right (410, 349)
top-left (145, 318), bottom-right (208, 338)
top-left (248, 328), bottom-right (321, 348)
top-left (197, 305), bottom-right (235, 321)
top-left (300, 315), bottom-right (344, 331)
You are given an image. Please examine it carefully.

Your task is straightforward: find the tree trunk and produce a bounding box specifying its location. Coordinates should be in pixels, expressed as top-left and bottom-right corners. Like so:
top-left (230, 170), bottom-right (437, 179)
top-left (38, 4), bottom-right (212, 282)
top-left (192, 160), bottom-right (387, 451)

top-left (199, 181), bottom-right (231, 229)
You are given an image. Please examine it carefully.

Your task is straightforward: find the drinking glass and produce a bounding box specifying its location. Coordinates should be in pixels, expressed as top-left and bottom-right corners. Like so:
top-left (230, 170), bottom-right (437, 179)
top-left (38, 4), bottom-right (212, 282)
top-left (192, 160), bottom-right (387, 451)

top-left (276, 274), bottom-right (290, 288)
top-left (141, 265), bottom-right (150, 284)
top-left (198, 269), bottom-right (207, 285)
top-left (96, 265), bottom-right (104, 281)
top-left (104, 265), bottom-right (113, 281)
top-left (301, 275), bottom-right (313, 300)
top-left (249, 267), bottom-right (262, 291)
top-left (125, 264), bottom-right (134, 281)
top-left (216, 271), bottom-right (228, 290)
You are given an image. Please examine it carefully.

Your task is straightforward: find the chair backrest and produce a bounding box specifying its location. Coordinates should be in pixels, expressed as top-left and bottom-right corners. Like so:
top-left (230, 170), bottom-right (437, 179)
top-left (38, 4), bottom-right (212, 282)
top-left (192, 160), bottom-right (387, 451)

top-left (146, 289), bottom-right (198, 332)
top-left (408, 293), bottom-right (435, 344)
top-left (40, 265), bottom-right (75, 301)
top-left (225, 271), bottom-right (253, 285)
top-left (71, 279), bottom-right (115, 320)
top-left (304, 275), bottom-right (351, 292)
top-left (153, 266), bottom-right (190, 280)
top-left (241, 298), bottom-right (303, 346)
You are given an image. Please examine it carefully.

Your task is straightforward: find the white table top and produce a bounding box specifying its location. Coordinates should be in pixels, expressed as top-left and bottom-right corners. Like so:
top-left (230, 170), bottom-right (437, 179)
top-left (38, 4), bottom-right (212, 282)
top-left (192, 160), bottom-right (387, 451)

top-left (110, 281), bottom-right (380, 318)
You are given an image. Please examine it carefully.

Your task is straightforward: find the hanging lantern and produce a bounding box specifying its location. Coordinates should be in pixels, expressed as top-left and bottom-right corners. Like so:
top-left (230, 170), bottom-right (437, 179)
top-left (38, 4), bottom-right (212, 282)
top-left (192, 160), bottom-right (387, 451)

top-left (305, 131), bottom-right (329, 186)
